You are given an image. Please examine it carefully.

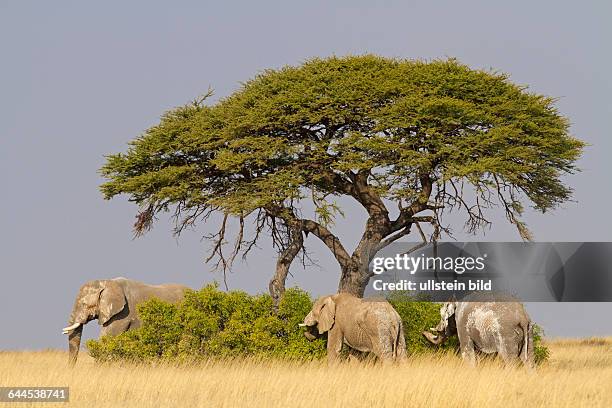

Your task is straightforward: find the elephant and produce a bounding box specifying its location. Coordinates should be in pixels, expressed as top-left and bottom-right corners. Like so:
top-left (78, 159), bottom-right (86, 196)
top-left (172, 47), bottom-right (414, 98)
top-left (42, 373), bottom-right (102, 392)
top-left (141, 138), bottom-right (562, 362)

top-left (300, 293), bottom-right (407, 363)
top-left (422, 294), bottom-right (534, 367)
top-left (62, 277), bottom-right (188, 365)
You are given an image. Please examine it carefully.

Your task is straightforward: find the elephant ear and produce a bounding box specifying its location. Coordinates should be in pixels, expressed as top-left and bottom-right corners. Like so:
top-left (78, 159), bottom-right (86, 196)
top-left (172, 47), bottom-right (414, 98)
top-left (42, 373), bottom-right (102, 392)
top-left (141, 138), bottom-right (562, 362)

top-left (317, 296), bottom-right (336, 334)
top-left (99, 280), bottom-right (126, 325)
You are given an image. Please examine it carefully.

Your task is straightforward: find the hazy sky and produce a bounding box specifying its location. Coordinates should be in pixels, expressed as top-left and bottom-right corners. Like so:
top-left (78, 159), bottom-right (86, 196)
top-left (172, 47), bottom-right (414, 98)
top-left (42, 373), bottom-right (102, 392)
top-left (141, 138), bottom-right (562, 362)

top-left (1, 1), bottom-right (611, 349)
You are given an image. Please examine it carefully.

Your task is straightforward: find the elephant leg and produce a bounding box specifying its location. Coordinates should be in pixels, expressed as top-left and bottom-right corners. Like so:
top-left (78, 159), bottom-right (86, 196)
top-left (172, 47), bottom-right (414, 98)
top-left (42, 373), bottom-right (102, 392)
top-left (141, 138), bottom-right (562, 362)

top-left (496, 333), bottom-right (514, 365)
top-left (460, 337), bottom-right (477, 366)
top-left (502, 333), bottom-right (526, 366)
top-left (359, 319), bottom-right (394, 363)
top-left (326, 328), bottom-right (343, 364)
top-left (497, 346), bottom-right (513, 365)
top-left (374, 334), bottom-right (395, 364)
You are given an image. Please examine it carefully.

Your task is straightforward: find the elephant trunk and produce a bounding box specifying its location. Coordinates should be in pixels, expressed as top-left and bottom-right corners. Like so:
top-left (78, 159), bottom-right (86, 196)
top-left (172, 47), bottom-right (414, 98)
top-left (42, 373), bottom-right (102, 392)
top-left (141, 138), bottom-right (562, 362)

top-left (422, 330), bottom-right (446, 346)
top-left (66, 297), bottom-right (87, 366)
top-left (302, 325), bottom-right (320, 341)
top-left (68, 324), bottom-right (83, 366)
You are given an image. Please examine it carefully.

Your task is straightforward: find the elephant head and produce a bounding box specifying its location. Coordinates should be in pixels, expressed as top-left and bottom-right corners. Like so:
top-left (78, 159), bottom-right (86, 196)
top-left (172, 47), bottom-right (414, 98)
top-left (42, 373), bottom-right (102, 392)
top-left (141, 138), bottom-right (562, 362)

top-left (422, 301), bottom-right (457, 346)
top-left (62, 280), bottom-right (126, 365)
top-left (299, 295), bottom-right (336, 339)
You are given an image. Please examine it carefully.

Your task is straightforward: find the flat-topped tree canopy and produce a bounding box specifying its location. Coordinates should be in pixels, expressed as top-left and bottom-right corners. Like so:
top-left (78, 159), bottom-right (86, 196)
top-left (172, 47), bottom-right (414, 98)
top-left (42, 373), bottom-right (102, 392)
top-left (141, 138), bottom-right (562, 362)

top-left (100, 55), bottom-right (584, 297)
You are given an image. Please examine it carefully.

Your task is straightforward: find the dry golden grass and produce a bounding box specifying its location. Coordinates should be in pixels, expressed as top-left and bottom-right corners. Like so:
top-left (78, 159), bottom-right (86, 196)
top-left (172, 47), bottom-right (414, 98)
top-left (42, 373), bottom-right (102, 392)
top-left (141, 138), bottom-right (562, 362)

top-left (1, 338), bottom-right (611, 407)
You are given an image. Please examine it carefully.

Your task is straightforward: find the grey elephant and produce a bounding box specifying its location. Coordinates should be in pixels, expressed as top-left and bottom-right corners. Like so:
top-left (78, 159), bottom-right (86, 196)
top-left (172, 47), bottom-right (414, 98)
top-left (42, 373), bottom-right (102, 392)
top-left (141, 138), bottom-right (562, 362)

top-left (422, 294), bottom-right (534, 367)
top-left (300, 293), bottom-right (406, 363)
top-left (62, 277), bottom-right (188, 364)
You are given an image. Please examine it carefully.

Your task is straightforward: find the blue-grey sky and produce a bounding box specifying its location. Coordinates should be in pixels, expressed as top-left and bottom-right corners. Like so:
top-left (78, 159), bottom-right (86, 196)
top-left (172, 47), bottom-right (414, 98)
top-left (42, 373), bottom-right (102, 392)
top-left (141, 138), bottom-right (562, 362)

top-left (1, 1), bottom-right (610, 349)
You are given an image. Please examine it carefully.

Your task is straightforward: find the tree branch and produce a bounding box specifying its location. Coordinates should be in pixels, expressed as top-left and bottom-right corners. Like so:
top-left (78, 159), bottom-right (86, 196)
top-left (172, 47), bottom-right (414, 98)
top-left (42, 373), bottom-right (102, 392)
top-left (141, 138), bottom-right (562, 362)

top-left (265, 204), bottom-right (352, 269)
top-left (376, 224), bottom-right (412, 252)
top-left (390, 173), bottom-right (434, 232)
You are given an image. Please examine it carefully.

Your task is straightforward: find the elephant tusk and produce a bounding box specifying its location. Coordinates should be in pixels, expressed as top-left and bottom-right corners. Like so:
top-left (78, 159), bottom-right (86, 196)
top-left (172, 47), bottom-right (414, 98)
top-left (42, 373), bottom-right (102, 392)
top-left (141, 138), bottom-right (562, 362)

top-left (298, 323), bottom-right (307, 327)
top-left (62, 322), bottom-right (81, 334)
top-left (430, 327), bottom-right (438, 332)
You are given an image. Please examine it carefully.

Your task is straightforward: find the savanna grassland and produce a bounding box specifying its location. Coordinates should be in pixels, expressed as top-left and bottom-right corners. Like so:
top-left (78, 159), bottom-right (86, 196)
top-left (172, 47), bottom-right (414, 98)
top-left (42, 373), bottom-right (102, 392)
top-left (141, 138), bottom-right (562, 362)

top-left (1, 338), bottom-right (611, 408)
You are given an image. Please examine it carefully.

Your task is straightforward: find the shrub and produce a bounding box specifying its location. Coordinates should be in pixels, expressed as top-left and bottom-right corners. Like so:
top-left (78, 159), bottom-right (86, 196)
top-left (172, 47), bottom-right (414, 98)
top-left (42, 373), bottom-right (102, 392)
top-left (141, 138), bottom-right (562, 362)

top-left (387, 292), bottom-right (459, 354)
top-left (87, 285), bottom-right (548, 364)
top-left (88, 284), bottom-right (326, 362)
top-left (533, 324), bottom-right (550, 364)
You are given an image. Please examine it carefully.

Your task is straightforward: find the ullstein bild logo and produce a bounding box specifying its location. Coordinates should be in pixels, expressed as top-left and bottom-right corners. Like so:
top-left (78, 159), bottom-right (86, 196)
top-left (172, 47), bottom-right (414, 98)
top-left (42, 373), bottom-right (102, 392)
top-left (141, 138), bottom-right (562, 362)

top-left (365, 242), bottom-right (612, 301)
top-left (371, 253), bottom-right (491, 292)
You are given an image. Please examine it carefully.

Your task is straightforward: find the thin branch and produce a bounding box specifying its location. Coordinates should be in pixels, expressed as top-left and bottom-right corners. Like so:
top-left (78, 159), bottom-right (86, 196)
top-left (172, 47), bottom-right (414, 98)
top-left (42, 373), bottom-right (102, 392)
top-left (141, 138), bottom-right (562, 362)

top-left (227, 214), bottom-right (245, 267)
top-left (376, 224), bottom-right (412, 252)
top-left (493, 174), bottom-right (533, 241)
top-left (204, 212), bottom-right (229, 290)
top-left (399, 221), bottom-right (428, 256)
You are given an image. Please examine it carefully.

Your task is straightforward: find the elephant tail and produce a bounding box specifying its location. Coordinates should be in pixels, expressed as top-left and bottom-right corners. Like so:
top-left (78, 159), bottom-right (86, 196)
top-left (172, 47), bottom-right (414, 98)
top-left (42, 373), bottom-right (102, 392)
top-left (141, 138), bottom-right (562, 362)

top-left (521, 321), bottom-right (534, 368)
top-left (393, 318), bottom-right (407, 361)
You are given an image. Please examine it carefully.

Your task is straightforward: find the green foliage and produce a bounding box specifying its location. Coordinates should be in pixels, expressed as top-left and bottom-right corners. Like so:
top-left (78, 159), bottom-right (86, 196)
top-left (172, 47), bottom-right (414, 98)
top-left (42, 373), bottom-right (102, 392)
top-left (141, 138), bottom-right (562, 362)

top-left (88, 284), bottom-right (326, 362)
top-left (87, 285), bottom-right (548, 364)
top-left (387, 292), bottom-right (459, 353)
top-left (86, 285), bottom-right (459, 362)
top-left (533, 324), bottom-right (550, 364)
top-left (101, 55), bottom-right (584, 241)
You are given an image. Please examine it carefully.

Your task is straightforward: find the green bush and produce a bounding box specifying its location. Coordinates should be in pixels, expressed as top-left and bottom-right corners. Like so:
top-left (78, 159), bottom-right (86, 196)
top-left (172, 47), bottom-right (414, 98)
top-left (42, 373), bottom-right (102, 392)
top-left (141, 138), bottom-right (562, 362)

top-left (533, 324), bottom-right (549, 365)
top-left (387, 292), bottom-right (459, 354)
top-left (88, 284), bottom-right (326, 362)
top-left (87, 285), bottom-right (548, 364)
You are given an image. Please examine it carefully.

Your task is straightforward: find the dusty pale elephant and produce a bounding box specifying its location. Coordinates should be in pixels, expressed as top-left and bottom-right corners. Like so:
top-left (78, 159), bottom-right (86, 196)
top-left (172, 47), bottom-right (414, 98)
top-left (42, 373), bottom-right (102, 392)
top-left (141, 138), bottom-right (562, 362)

top-left (62, 277), bottom-right (188, 365)
top-left (300, 293), bottom-right (407, 363)
top-left (422, 294), bottom-right (534, 367)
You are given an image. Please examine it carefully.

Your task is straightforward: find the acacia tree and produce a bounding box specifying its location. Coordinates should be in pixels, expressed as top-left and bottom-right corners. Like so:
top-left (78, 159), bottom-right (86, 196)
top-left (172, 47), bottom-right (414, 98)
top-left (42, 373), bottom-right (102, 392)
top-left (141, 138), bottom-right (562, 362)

top-left (100, 56), bottom-right (584, 299)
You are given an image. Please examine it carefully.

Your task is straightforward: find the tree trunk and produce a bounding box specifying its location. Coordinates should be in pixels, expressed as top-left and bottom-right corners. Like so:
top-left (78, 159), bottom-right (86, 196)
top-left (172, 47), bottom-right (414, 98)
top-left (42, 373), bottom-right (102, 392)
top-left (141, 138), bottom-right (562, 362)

top-left (339, 211), bottom-right (389, 297)
top-left (338, 261), bottom-right (371, 297)
top-left (269, 223), bottom-right (304, 308)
